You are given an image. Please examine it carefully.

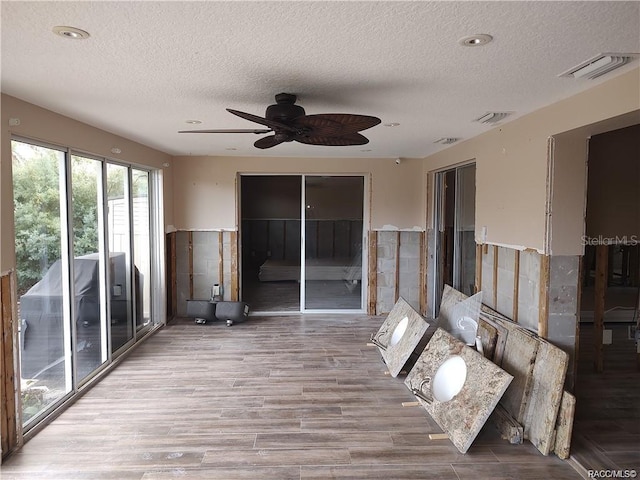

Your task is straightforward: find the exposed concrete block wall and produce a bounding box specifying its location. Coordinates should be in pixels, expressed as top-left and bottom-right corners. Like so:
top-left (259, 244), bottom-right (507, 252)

top-left (517, 250), bottom-right (541, 332)
top-left (425, 229), bottom-right (437, 317)
top-left (481, 246), bottom-right (496, 310)
top-left (192, 232), bottom-right (220, 300)
top-left (175, 231), bottom-right (191, 317)
top-left (222, 233), bottom-right (233, 302)
top-left (398, 231), bottom-right (422, 312)
top-left (496, 247), bottom-right (516, 316)
top-left (175, 230), bottom-right (233, 316)
top-left (376, 231), bottom-right (398, 314)
top-left (547, 255), bottom-right (580, 387)
top-left (478, 244), bottom-right (580, 388)
top-left (375, 230), bottom-right (423, 314)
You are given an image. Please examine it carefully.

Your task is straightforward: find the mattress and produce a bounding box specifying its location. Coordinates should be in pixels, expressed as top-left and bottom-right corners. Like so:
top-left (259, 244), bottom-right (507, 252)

top-left (258, 258), bottom-right (362, 282)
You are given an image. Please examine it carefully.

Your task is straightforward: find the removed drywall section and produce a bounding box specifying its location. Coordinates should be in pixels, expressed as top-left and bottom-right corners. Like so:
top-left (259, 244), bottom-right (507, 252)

top-left (398, 231), bottom-right (422, 310)
top-left (518, 250), bottom-right (542, 332)
top-left (547, 255), bottom-right (580, 388)
top-left (1, 271), bottom-right (19, 460)
top-left (191, 232), bottom-right (219, 300)
top-left (497, 247), bottom-right (517, 317)
top-left (481, 245), bottom-right (496, 310)
top-left (376, 231), bottom-right (398, 314)
top-left (375, 230), bottom-right (423, 314)
top-left (175, 230), bottom-right (234, 317)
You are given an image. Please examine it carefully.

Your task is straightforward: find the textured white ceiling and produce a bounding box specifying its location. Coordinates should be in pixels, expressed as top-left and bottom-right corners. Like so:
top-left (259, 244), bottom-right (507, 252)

top-left (2, 1), bottom-right (639, 158)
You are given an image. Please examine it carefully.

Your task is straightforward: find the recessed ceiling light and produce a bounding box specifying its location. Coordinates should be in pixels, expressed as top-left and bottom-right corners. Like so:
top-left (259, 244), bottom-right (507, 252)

top-left (459, 34), bottom-right (493, 47)
top-left (52, 26), bottom-right (90, 40)
top-left (360, 149), bottom-right (372, 152)
top-left (384, 122), bottom-right (400, 127)
top-left (185, 120), bottom-right (202, 124)
top-left (225, 147), bottom-right (237, 151)
top-left (110, 147), bottom-right (122, 154)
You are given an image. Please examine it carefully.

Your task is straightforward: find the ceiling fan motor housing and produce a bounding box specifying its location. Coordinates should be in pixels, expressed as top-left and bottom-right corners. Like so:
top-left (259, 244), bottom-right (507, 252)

top-left (266, 93), bottom-right (305, 122)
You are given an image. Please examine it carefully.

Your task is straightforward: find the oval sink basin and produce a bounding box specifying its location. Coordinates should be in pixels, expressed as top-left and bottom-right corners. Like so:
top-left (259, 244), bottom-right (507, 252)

top-left (432, 355), bottom-right (467, 402)
top-left (389, 316), bottom-right (409, 347)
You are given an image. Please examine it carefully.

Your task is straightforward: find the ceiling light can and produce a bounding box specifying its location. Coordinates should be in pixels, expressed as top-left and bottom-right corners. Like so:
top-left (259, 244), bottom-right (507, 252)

top-left (459, 34), bottom-right (493, 47)
top-left (52, 26), bottom-right (90, 39)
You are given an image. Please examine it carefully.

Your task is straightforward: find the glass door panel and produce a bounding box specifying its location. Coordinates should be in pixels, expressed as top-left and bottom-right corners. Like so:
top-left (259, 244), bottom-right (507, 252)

top-left (432, 163), bottom-right (477, 316)
top-left (454, 164), bottom-right (477, 296)
top-left (12, 140), bottom-right (72, 425)
top-left (71, 155), bottom-right (108, 381)
top-left (132, 169), bottom-right (152, 334)
top-left (303, 176), bottom-right (364, 310)
top-left (107, 163), bottom-right (133, 353)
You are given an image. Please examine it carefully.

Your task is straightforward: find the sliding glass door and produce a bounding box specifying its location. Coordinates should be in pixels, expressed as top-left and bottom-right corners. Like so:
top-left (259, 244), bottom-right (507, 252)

top-left (107, 164), bottom-right (134, 353)
top-left (12, 138), bottom-right (160, 430)
top-left (71, 154), bottom-right (108, 382)
top-left (12, 141), bottom-right (72, 423)
top-left (302, 176), bottom-right (364, 311)
top-left (132, 169), bottom-right (152, 334)
top-left (432, 163), bottom-right (476, 315)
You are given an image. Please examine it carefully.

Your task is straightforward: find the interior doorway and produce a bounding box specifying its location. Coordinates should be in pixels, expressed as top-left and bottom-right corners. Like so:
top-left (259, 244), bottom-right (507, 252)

top-left (240, 175), bottom-right (365, 313)
top-left (572, 122), bottom-right (640, 473)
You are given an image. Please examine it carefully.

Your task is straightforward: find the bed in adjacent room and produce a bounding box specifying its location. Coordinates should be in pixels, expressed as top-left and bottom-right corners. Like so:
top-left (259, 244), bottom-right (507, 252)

top-left (258, 257), bottom-right (362, 282)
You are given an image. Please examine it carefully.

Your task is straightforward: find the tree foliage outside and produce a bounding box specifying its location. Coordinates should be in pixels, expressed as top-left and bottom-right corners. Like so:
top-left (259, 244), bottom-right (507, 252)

top-left (12, 141), bottom-right (149, 296)
top-left (13, 143), bottom-right (102, 294)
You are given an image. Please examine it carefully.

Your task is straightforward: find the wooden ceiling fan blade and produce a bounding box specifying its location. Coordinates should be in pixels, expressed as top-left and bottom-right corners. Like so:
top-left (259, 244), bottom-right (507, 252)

top-left (294, 132), bottom-right (370, 146)
top-left (290, 115), bottom-right (344, 137)
top-left (178, 129), bottom-right (271, 134)
top-left (301, 114), bottom-right (381, 134)
top-left (254, 135), bottom-right (290, 149)
top-left (227, 109), bottom-right (297, 133)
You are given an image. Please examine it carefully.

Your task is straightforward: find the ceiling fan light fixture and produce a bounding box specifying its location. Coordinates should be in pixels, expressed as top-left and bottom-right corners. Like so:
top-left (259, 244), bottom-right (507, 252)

top-left (179, 93), bottom-right (381, 149)
top-left (459, 34), bottom-right (493, 47)
top-left (52, 26), bottom-right (90, 40)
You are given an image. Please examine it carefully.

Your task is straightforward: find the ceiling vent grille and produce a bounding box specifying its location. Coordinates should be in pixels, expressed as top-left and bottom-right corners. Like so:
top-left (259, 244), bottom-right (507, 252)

top-left (434, 137), bottom-right (460, 145)
top-left (474, 112), bottom-right (511, 125)
top-left (559, 53), bottom-right (635, 80)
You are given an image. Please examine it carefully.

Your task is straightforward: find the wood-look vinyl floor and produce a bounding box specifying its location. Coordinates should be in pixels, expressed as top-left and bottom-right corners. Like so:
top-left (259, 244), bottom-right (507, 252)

top-left (2, 315), bottom-right (582, 479)
top-left (571, 322), bottom-right (640, 474)
top-left (242, 280), bottom-right (363, 312)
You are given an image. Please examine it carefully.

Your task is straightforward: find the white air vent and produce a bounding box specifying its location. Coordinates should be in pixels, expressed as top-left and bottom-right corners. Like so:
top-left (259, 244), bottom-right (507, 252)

top-left (559, 53), bottom-right (636, 80)
top-left (474, 112), bottom-right (511, 125)
top-left (434, 137), bottom-right (460, 145)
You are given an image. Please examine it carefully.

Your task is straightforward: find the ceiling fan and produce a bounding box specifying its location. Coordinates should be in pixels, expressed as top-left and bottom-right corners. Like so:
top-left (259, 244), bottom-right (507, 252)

top-left (179, 93), bottom-right (381, 149)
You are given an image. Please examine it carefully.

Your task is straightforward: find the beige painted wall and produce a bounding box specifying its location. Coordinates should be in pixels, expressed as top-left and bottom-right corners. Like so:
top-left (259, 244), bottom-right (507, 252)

top-left (422, 68), bottom-right (640, 254)
top-left (1, 94), bottom-right (172, 272)
top-left (171, 156), bottom-right (425, 231)
top-left (550, 111), bottom-right (639, 255)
